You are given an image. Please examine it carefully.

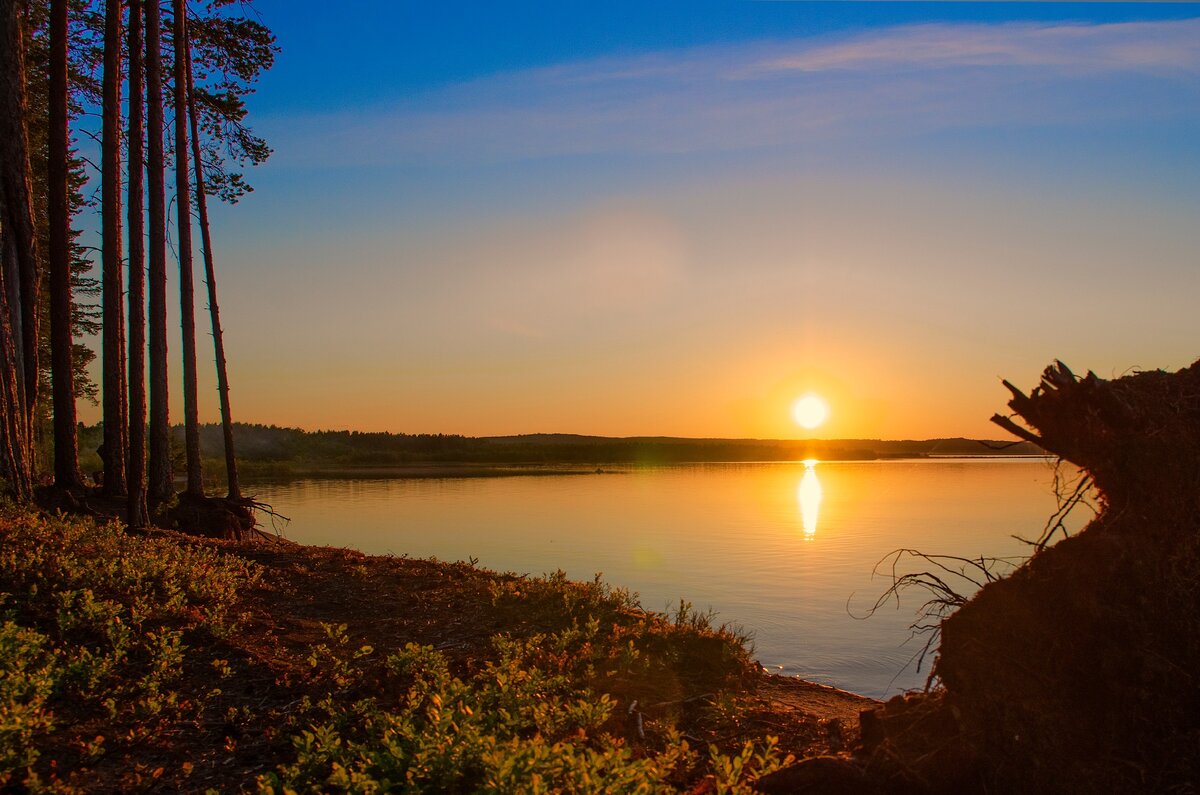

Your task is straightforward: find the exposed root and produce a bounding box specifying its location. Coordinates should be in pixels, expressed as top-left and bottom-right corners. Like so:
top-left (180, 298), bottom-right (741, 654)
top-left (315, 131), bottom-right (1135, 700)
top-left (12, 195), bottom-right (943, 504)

top-left (167, 492), bottom-right (257, 541)
top-left (857, 549), bottom-right (1019, 678)
top-left (241, 496), bottom-right (290, 536)
top-left (1015, 463), bottom-right (1095, 552)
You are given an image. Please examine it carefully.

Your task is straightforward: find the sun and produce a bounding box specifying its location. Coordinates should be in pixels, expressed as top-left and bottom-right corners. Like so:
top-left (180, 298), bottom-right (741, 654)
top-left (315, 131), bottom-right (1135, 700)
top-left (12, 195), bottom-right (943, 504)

top-left (791, 394), bottom-right (829, 430)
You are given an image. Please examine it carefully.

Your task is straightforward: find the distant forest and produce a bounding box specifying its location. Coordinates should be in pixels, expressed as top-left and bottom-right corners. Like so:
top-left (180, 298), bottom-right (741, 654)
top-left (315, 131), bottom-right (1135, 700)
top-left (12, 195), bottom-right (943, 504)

top-left (75, 423), bottom-right (1044, 479)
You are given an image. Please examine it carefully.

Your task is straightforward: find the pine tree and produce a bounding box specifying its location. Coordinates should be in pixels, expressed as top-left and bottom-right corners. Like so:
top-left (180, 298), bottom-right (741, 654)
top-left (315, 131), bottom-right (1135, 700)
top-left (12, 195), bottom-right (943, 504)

top-left (47, 0), bottom-right (81, 491)
top-left (185, 18), bottom-right (239, 500)
top-left (100, 0), bottom-right (127, 496)
top-left (172, 0), bottom-right (202, 497)
top-left (0, 0), bottom-right (40, 501)
top-left (126, 0), bottom-right (149, 526)
top-left (146, 0), bottom-right (171, 506)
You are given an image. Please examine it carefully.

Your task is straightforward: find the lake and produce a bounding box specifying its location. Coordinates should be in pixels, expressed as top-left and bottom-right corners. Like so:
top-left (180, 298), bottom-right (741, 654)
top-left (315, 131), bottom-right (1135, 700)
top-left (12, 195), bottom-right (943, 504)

top-left (252, 458), bottom-right (1086, 698)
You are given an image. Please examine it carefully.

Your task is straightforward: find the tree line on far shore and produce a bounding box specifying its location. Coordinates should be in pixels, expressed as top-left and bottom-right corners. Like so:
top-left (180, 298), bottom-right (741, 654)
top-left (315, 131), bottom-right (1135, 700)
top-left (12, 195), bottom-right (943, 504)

top-left (67, 422), bottom-right (1038, 476)
top-left (0, 0), bottom-right (274, 523)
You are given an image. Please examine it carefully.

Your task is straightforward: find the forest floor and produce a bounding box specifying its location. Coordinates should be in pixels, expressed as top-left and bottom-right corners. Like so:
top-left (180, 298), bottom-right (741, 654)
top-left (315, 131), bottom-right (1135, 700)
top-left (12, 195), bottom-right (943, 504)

top-left (0, 504), bottom-right (876, 793)
top-left (234, 536), bottom-right (876, 721)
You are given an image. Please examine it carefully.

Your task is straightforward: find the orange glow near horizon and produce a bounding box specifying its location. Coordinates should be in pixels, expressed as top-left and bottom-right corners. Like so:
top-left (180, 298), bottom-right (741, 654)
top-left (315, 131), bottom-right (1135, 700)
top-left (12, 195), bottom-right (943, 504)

top-left (73, 295), bottom-right (1105, 441)
top-left (73, 340), bottom-right (1028, 440)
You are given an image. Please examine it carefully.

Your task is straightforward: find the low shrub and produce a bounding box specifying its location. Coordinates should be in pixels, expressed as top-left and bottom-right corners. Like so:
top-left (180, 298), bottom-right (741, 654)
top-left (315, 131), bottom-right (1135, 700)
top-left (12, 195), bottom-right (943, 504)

top-left (0, 504), bottom-right (260, 788)
top-left (260, 627), bottom-right (788, 793)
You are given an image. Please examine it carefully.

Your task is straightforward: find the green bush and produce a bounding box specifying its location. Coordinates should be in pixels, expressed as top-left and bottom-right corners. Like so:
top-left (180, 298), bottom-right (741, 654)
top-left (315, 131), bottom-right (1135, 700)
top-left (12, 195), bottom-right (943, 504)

top-left (260, 630), bottom-right (788, 793)
top-left (0, 621), bottom-right (57, 771)
top-left (489, 572), bottom-right (757, 714)
top-left (0, 505), bottom-right (260, 786)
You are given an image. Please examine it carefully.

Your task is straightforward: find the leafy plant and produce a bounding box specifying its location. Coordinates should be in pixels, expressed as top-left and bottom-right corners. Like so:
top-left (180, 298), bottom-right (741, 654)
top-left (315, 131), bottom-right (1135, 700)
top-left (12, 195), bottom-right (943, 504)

top-left (0, 505), bottom-right (260, 786)
top-left (260, 634), bottom-right (786, 793)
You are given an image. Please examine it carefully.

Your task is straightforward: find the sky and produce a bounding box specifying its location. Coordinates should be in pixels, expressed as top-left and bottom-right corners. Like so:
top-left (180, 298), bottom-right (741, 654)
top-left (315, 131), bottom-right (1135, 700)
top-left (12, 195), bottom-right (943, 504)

top-left (89, 1), bottom-right (1200, 440)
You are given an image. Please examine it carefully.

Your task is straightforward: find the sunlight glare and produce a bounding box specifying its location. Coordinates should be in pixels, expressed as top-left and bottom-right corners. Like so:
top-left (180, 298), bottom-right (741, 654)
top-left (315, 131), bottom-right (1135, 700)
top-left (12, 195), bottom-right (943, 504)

top-left (792, 394), bottom-right (829, 430)
top-left (797, 460), bottom-right (822, 538)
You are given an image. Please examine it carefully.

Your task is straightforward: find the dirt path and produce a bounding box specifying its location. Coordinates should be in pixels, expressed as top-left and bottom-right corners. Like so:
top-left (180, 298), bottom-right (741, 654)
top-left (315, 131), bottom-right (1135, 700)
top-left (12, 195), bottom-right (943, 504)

top-left (759, 675), bottom-right (879, 725)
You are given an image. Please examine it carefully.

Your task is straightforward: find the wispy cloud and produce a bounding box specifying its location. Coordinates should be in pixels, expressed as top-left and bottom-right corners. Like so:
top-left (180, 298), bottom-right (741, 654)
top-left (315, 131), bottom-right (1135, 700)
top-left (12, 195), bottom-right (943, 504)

top-left (265, 19), bottom-right (1200, 168)
top-left (752, 20), bottom-right (1200, 74)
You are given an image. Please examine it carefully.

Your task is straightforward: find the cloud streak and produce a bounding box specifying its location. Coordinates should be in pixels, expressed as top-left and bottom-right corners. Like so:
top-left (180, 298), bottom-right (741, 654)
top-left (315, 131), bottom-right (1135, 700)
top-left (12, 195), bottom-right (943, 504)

top-left (752, 20), bottom-right (1200, 74)
top-left (263, 18), bottom-right (1200, 169)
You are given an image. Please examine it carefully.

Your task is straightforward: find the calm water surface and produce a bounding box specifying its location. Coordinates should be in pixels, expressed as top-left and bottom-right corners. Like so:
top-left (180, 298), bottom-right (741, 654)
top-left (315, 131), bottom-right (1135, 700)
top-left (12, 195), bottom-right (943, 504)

top-left (253, 459), bottom-right (1081, 698)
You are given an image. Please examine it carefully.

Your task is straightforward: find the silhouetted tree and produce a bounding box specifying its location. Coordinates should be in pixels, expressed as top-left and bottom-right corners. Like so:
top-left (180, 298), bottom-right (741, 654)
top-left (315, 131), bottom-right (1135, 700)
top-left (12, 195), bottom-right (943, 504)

top-left (184, 6), bottom-right (275, 203)
top-left (172, 0), bottom-right (202, 497)
top-left (126, 0), bottom-right (148, 526)
top-left (3, 0), bottom-right (271, 503)
top-left (185, 19), bottom-right (238, 499)
top-left (24, 2), bottom-right (116, 488)
top-left (146, 0), bottom-right (171, 506)
top-left (0, 0), bottom-right (40, 500)
top-left (23, 0), bottom-right (102, 451)
top-left (100, 0), bottom-right (127, 496)
top-left (47, 0), bottom-right (82, 491)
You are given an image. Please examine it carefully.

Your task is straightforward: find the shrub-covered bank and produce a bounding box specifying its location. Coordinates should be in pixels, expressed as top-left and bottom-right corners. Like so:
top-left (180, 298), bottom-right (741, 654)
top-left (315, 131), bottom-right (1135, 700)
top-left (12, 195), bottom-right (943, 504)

top-left (0, 505), bottom-right (850, 792)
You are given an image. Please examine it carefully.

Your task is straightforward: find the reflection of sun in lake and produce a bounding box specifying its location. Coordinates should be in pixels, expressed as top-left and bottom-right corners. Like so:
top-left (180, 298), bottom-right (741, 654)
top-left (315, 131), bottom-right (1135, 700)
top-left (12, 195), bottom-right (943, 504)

top-left (797, 460), bottom-right (822, 538)
top-left (792, 394), bottom-right (829, 430)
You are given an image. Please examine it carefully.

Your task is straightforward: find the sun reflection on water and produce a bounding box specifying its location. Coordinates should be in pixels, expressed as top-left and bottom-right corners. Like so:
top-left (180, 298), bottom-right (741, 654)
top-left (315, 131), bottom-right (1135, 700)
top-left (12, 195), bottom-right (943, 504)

top-left (798, 459), bottom-right (822, 538)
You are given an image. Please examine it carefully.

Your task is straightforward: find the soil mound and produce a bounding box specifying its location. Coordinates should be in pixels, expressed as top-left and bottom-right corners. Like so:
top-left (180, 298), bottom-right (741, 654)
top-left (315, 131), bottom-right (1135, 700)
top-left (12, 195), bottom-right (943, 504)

top-left (822, 362), bottom-right (1200, 793)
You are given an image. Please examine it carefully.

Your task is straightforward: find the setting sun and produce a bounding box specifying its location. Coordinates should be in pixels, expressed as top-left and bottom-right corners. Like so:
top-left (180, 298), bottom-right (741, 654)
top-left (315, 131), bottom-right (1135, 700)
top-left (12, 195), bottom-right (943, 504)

top-left (791, 394), bottom-right (830, 430)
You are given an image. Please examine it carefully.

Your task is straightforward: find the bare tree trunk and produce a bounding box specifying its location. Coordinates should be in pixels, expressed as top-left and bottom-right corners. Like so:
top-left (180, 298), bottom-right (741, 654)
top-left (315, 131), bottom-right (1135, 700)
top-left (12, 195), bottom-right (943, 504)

top-left (0, 0), bottom-right (37, 500)
top-left (0, 0), bottom-right (39, 438)
top-left (146, 0), bottom-right (171, 506)
top-left (126, 0), bottom-right (149, 527)
top-left (13, 28), bottom-right (37, 439)
top-left (0, 259), bottom-right (31, 501)
top-left (3, 236), bottom-right (24, 418)
top-left (48, 0), bottom-right (82, 491)
top-left (101, 0), bottom-right (127, 496)
top-left (184, 26), bottom-right (240, 500)
top-left (173, 0), bottom-right (202, 497)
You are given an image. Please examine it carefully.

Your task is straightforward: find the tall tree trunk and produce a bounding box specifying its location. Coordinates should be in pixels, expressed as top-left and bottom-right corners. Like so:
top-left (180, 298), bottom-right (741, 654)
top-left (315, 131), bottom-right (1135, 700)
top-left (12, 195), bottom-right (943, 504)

top-left (146, 0), bottom-right (171, 506)
top-left (173, 0), bottom-right (202, 497)
top-left (0, 0), bottom-right (39, 435)
top-left (12, 8), bottom-right (37, 438)
top-left (101, 0), bottom-right (127, 496)
top-left (0, 258), bottom-right (31, 502)
top-left (126, 0), bottom-right (149, 526)
top-left (184, 26), bottom-right (239, 500)
top-left (0, 234), bottom-right (32, 500)
top-left (3, 236), bottom-right (24, 421)
top-left (48, 0), bottom-right (82, 491)
top-left (0, 0), bottom-right (37, 500)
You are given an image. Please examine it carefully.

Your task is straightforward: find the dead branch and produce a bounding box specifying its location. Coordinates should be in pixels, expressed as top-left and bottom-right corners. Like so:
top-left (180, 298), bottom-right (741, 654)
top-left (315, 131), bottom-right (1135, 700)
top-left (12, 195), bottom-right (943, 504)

top-left (990, 413), bottom-right (1044, 446)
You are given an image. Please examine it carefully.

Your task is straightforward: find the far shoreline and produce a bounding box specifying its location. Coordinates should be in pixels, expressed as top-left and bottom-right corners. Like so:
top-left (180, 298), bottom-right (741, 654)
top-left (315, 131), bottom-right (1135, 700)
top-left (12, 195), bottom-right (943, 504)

top-left (235, 454), bottom-right (1053, 483)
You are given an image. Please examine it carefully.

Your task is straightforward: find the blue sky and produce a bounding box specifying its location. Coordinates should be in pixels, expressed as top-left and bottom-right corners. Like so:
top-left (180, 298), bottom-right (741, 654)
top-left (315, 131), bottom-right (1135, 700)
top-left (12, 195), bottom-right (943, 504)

top-left (144, 2), bottom-right (1200, 438)
top-left (250, 1), bottom-right (1200, 106)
